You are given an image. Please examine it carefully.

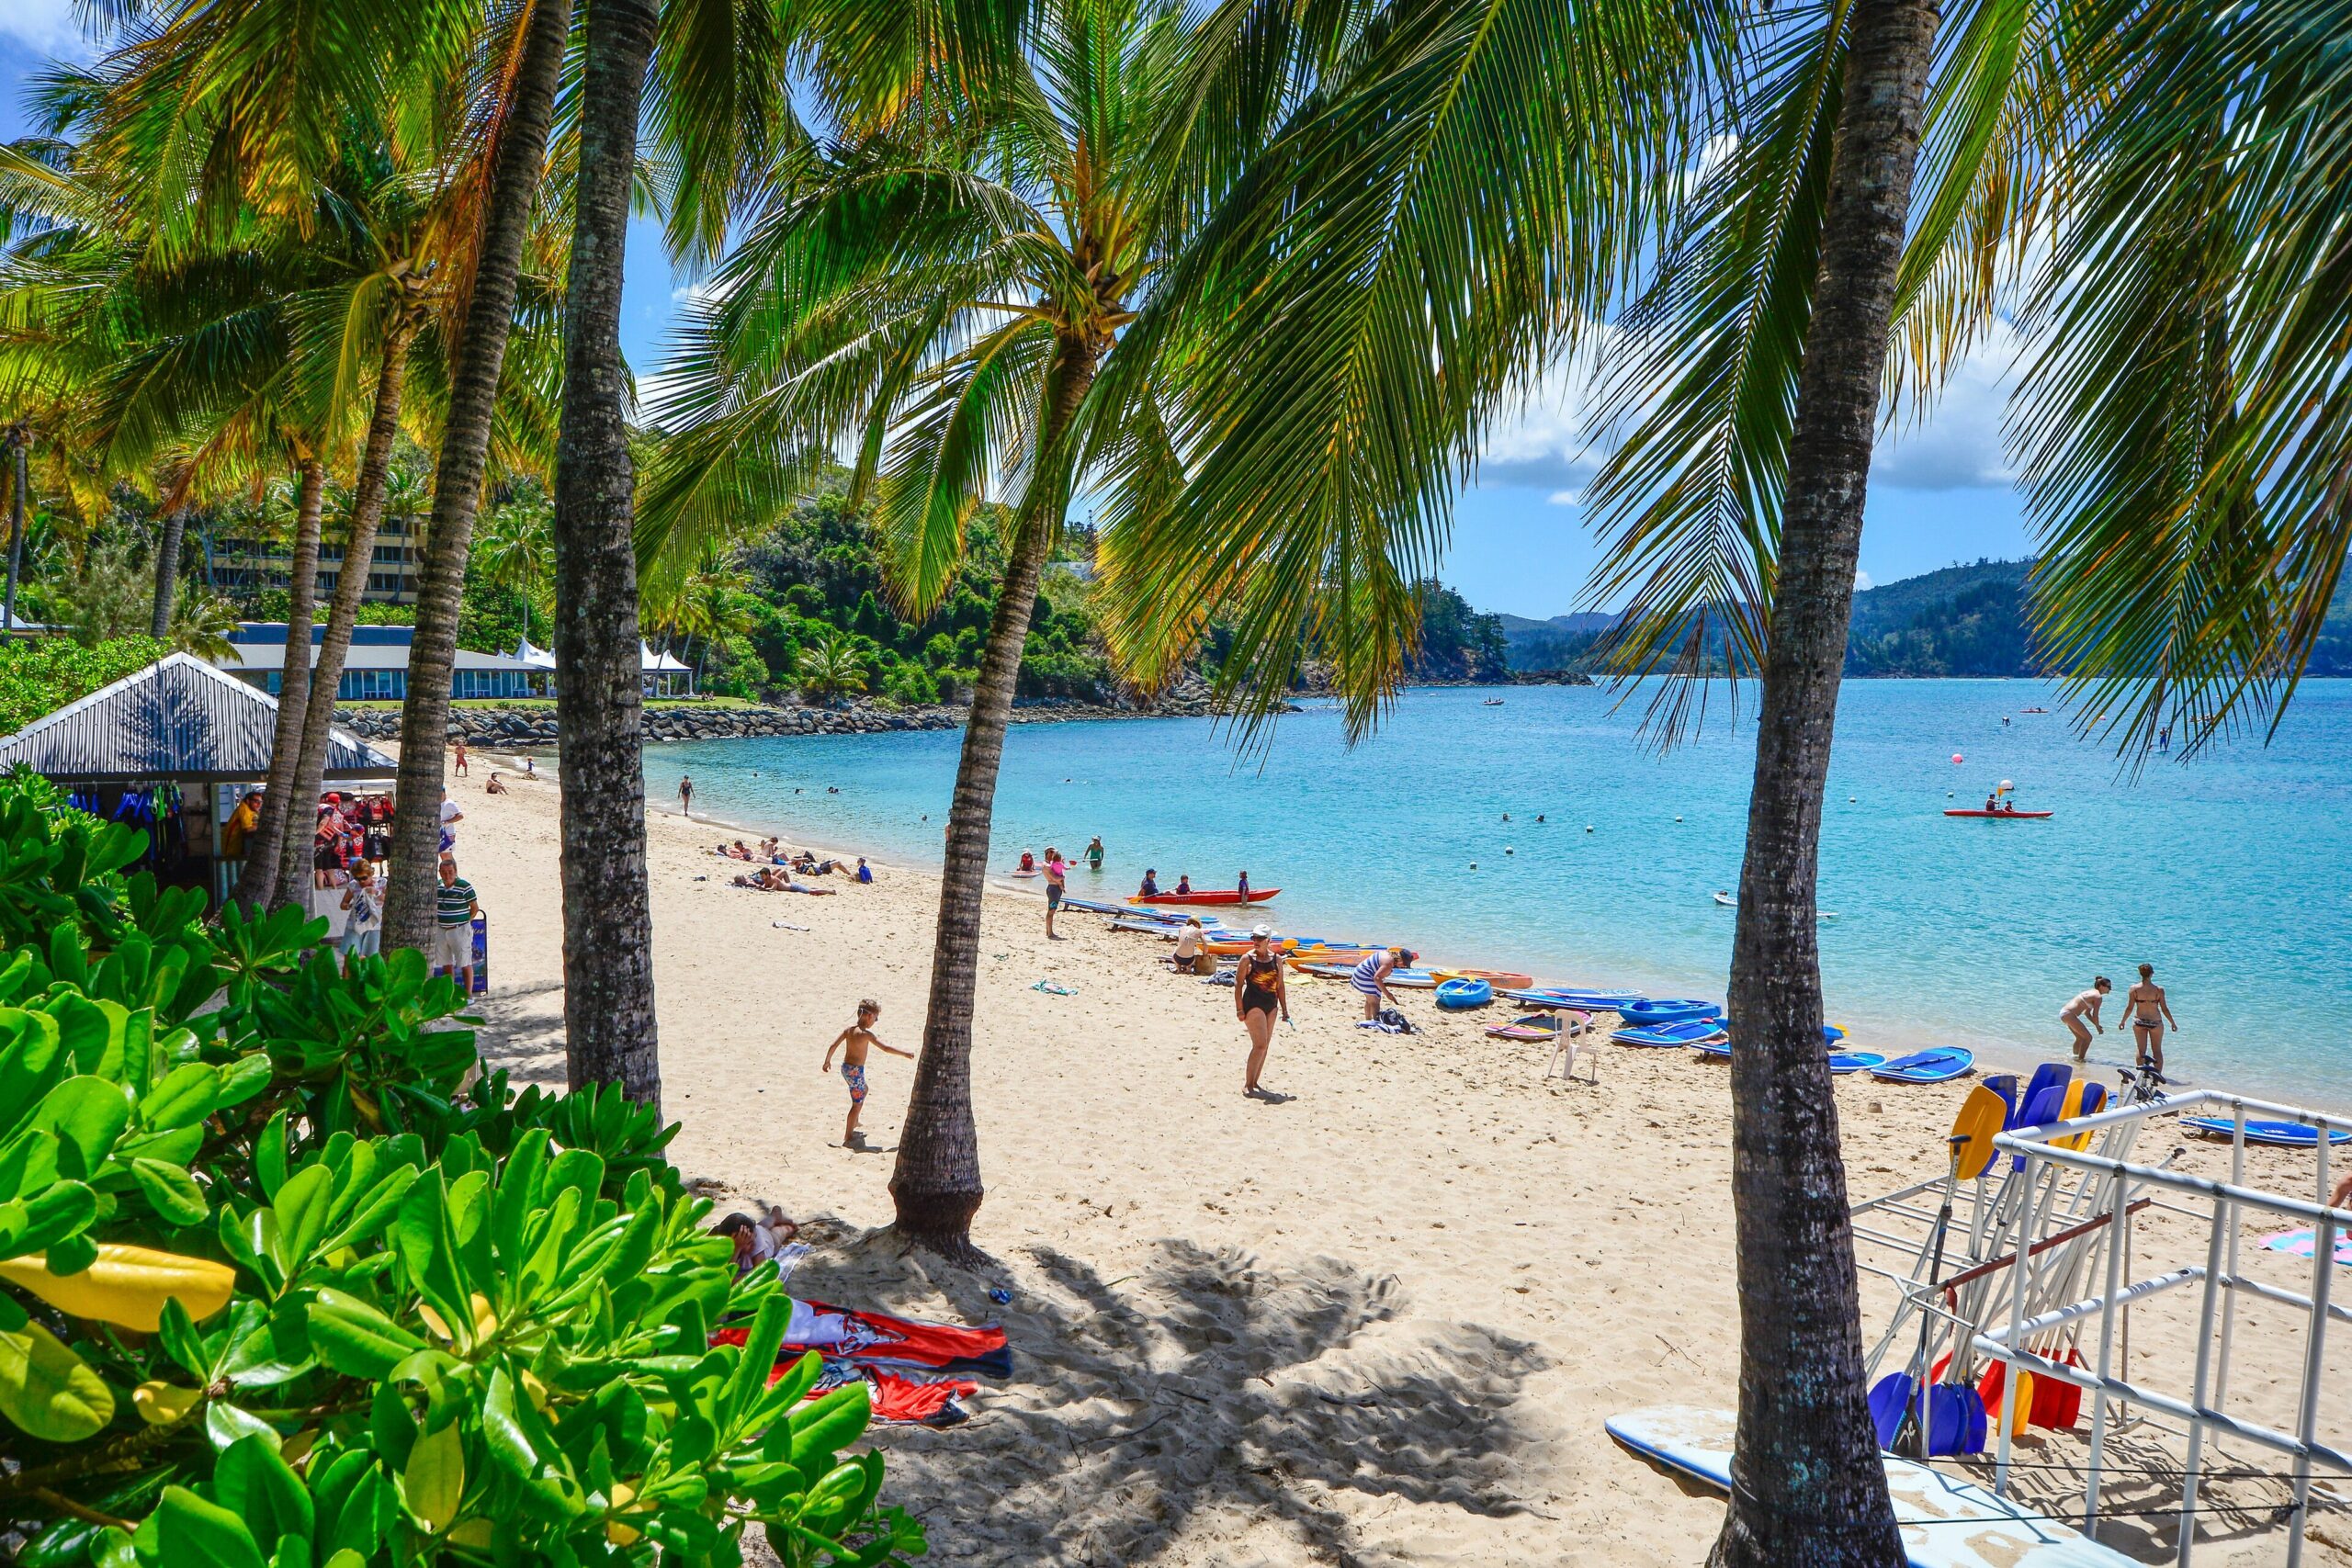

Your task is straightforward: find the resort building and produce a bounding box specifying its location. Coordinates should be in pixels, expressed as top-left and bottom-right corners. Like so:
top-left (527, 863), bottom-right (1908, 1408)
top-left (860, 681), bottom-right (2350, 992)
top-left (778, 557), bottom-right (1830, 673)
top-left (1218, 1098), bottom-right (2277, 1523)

top-left (215, 624), bottom-right (695, 700)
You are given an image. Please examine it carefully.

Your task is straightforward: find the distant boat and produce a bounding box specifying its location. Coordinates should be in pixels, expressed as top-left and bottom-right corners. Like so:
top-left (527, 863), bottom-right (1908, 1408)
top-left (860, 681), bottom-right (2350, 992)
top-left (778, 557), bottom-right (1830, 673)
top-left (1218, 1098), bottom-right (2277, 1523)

top-left (1945, 807), bottom-right (2053, 819)
top-left (1483, 697), bottom-right (1506, 706)
top-left (1127, 888), bottom-right (1280, 907)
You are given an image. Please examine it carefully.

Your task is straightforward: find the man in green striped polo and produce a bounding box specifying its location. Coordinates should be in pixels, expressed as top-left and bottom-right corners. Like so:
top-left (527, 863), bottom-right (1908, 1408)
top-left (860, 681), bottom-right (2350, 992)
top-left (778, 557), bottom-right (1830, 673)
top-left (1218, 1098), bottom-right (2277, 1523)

top-left (434, 856), bottom-right (480, 992)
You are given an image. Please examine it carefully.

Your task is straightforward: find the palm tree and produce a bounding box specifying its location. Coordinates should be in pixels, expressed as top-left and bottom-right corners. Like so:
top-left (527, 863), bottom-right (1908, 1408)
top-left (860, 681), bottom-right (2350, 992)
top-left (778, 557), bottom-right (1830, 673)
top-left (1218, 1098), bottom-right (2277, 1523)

top-left (148, 506), bottom-right (186, 635)
top-left (793, 628), bottom-right (866, 704)
top-left (645, 0), bottom-right (1701, 1253)
top-left (380, 0), bottom-right (575, 952)
top-left (1571, 0), bottom-right (2352, 1551)
top-left (549, 0), bottom-right (662, 1104)
top-left (473, 491), bottom-right (551, 639)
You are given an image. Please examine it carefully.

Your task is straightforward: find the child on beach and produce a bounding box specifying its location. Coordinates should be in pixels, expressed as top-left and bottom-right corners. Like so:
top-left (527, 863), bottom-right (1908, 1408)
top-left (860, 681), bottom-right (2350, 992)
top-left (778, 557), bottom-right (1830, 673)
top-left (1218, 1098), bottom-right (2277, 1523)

top-left (822, 1000), bottom-right (913, 1147)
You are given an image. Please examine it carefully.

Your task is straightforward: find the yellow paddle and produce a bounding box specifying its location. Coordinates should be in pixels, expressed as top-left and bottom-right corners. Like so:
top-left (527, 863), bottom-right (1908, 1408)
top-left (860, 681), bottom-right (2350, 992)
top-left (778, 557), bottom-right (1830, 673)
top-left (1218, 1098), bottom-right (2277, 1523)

top-left (2052, 1077), bottom-right (2097, 1152)
top-left (1951, 1083), bottom-right (2009, 1181)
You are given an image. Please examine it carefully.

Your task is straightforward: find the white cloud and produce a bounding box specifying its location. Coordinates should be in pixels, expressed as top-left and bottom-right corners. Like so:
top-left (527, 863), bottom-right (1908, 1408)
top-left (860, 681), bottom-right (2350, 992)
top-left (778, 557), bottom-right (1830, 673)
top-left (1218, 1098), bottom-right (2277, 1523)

top-left (1871, 318), bottom-right (2023, 491)
top-left (1476, 331), bottom-right (1617, 498)
top-left (3, 2), bottom-right (101, 59)
top-left (1855, 569), bottom-right (1873, 590)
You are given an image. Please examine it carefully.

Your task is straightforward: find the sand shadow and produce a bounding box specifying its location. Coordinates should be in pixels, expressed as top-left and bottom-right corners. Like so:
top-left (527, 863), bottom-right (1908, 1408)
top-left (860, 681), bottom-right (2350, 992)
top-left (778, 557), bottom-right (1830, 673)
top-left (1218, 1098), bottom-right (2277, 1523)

top-left (761, 1232), bottom-right (1553, 1565)
top-left (467, 979), bottom-right (567, 1085)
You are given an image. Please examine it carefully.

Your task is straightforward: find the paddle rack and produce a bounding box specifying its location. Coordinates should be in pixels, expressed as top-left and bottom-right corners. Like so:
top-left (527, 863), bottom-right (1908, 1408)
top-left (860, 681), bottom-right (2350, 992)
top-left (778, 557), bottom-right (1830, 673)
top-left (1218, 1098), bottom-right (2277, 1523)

top-left (1851, 1078), bottom-right (2349, 1567)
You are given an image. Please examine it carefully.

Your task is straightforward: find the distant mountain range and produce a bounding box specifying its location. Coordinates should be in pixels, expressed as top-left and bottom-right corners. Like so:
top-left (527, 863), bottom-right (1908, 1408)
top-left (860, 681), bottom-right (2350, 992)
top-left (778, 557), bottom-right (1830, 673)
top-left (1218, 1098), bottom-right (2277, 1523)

top-left (1497, 558), bottom-right (2352, 678)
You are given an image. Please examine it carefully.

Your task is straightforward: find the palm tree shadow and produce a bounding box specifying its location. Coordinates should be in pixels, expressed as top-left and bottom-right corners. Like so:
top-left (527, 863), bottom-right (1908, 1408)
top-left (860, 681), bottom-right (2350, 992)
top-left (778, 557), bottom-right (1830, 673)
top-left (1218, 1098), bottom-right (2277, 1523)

top-left (772, 1232), bottom-right (1553, 1565)
top-left (467, 978), bottom-right (566, 1085)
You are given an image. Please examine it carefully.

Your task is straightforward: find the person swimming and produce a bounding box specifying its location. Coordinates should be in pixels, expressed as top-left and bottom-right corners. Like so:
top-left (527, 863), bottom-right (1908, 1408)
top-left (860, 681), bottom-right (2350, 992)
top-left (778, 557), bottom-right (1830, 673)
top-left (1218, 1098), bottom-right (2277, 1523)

top-left (1018, 850), bottom-right (1036, 873)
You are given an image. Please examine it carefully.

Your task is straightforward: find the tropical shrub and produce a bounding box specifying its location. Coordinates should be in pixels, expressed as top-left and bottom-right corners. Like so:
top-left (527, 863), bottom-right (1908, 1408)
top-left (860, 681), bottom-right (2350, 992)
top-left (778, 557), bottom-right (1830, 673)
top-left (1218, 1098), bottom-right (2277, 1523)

top-left (0, 638), bottom-right (175, 735)
top-left (0, 776), bottom-right (922, 1567)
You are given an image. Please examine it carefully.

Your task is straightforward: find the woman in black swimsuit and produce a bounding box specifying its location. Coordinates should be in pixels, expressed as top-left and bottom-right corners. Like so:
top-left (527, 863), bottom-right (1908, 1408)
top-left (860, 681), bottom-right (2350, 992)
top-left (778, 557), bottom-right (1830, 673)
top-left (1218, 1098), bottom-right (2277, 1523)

top-left (1234, 926), bottom-right (1290, 1099)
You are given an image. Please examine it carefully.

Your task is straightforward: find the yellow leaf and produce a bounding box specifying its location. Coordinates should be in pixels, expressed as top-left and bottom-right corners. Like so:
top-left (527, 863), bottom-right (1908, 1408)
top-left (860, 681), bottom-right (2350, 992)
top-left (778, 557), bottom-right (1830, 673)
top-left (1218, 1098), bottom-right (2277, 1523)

top-left (447, 1519), bottom-right (493, 1549)
top-left (132, 1380), bottom-right (203, 1426)
top-left (415, 1292), bottom-right (497, 1345)
top-left (0, 1246), bottom-right (235, 1330)
top-left (605, 1481), bottom-right (643, 1546)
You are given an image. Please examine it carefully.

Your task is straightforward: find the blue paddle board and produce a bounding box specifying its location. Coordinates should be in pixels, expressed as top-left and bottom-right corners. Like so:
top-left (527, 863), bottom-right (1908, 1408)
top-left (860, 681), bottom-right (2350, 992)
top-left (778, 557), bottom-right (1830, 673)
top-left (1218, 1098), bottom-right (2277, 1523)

top-left (2181, 1117), bottom-right (2350, 1148)
top-left (1871, 1047), bottom-right (1976, 1084)
top-left (1605, 1406), bottom-right (2138, 1567)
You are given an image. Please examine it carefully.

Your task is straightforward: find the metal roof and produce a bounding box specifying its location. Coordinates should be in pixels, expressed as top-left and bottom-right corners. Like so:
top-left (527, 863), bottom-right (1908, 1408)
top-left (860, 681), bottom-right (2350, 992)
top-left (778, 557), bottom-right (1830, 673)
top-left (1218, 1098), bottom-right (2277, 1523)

top-left (0, 653), bottom-right (397, 782)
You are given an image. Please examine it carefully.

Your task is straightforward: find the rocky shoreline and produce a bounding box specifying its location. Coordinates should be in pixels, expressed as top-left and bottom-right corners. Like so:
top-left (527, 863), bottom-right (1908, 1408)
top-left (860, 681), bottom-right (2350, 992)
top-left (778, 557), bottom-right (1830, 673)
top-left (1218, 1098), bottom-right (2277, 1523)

top-left (333, 673), bottom-right (1280, 746)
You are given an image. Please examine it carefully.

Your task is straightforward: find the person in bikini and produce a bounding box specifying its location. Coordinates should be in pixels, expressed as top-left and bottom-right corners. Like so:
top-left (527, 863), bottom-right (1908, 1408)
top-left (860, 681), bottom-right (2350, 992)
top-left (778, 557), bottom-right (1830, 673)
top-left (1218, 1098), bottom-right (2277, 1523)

top-left (2061, 976), bottom-right (2111, 1062)
top-left (2124, 963), bottom-right (2178, 1075)
top-left (822, 999), bottom-right (912, 1148)
top-left (1234, 926), bottom-right (1290, 1098)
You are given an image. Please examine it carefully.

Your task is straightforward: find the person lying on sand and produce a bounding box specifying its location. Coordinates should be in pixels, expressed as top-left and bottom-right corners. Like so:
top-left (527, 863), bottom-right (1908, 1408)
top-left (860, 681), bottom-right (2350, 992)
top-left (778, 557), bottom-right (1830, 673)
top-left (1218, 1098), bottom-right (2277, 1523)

top-left (822, 999), bottom-right (913, 1147)
top-left (713, 1207), bottom-right (799, 1278)
top-left (733, 868), bottom-right (839, 894)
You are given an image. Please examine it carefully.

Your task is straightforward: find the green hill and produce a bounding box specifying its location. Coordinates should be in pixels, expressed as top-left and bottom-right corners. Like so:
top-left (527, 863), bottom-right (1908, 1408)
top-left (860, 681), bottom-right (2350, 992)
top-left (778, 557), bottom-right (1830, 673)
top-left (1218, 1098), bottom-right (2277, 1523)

top-left (1498, 558), bottom-right (2352, 678)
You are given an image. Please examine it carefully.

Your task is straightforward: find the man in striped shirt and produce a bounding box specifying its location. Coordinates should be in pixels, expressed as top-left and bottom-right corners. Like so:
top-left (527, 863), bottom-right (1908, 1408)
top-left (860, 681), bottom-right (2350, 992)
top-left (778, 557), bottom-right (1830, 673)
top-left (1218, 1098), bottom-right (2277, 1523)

top-left (434, 857), bottom-right (480, 991)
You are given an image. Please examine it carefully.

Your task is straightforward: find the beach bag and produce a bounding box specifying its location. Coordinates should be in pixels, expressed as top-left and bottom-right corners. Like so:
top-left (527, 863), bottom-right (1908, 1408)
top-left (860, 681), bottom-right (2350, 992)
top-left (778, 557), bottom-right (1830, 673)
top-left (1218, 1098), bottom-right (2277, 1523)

top-left (1377, 1007), bottom-right (1415, 1034)
top-left (1192, 952), bottom-right (1216, 976)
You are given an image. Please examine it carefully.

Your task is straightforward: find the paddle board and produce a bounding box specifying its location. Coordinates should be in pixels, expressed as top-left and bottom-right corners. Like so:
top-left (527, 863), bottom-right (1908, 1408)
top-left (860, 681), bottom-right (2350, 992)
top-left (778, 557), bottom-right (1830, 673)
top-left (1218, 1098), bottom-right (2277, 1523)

top-left (1944, 809), bottom-right (2054, 819)
top-left (2180, 1117), bottom-right (2351, 1148)
top-left (1605, 1406), bottom-right (2137, 1567)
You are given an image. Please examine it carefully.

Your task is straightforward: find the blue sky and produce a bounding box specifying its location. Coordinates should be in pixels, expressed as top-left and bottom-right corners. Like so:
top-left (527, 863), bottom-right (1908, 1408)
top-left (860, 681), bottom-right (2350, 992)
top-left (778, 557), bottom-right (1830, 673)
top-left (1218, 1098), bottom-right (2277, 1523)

top-left (4, 17), bottom-right (2036, 619)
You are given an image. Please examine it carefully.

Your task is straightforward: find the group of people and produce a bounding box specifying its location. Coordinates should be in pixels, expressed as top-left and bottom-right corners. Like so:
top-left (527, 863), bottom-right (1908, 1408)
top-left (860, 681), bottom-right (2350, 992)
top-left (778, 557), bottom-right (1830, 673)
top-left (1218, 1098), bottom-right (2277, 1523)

top-left (2060, 964), bottom-right (2180, 1073)
top-left (1133, 868), bottom-right (1250, 900)
top-left (718, 837), bottom-right (875, 895)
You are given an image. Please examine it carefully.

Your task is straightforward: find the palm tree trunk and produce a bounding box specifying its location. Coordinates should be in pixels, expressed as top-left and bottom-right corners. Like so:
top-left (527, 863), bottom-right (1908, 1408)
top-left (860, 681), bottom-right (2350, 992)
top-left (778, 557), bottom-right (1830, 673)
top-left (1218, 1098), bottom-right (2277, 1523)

top-left (551, 0), bottom-right (661, 1106)
top-left (890, 334), bottom-right (1099, 1258)
top-left (1712, 0), bottom-right (1939, 1562)
top-left (4, 427), bottom-right (26, 637)
top-left (381, 0), bottom-right (574, 954)
top-left (272, 328), bottom-right (415, 911)
top-left (150, 507), bottom-right (187, 638)
top-left (237, 457), bottom-right (327, 912)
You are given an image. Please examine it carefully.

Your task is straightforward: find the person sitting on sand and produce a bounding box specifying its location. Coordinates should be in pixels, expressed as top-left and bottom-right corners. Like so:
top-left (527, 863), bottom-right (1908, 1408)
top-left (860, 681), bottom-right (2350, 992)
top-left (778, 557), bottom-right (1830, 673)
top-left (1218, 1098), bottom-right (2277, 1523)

top-left (1169, 916), bottom-right (1208, 974)
top-left (1351, 945), bottom-right (1418, 1021)
top-left (1174, 874), bottom-right (1193, 896)
top-left (759, 836), bottom-right (781, 862)
top-left (822, 999), bottom-right (913, 1148)
top-left (1137, 868), bottom-right (1160, 898)
top-left (2125, 963), bottom-right (2178, 1074)
top-left (855, 857), bottom-right (874, 884)
top-left (484, 773), bottom-right (508, 795)
top-left (2062, 976), bottom-right (2111, 1062)
top-left (713, 1208), bottom-right (799, 1279)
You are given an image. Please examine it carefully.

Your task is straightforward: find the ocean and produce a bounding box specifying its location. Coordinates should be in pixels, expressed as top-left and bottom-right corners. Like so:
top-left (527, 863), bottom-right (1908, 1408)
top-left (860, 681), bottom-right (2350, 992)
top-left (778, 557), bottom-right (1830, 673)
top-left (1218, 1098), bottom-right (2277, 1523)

top-left (641, 680), bottom-right (2352, 1108)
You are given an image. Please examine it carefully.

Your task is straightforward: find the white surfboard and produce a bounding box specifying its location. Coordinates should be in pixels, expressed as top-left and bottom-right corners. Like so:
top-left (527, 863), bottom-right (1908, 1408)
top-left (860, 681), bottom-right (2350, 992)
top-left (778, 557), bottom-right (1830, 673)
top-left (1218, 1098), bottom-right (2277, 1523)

top-left (1605, 1406), bottom-right (2137, 1568)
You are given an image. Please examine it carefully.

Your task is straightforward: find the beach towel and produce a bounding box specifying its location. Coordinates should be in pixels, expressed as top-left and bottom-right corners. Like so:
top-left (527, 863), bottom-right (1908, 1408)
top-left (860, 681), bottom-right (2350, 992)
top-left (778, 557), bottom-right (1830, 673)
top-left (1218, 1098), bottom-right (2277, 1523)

top-left (1356, 1009), bottom-right (1416, 1035)
top-left (1032, 980), bottom-right (1077, 995)
top-left (2262, 1228), bottom-right (2352, 1265)
top-left (752, 1299), bottom-right (1014, 1378)
top-left (710, 1331), bottom-right (983, 1426)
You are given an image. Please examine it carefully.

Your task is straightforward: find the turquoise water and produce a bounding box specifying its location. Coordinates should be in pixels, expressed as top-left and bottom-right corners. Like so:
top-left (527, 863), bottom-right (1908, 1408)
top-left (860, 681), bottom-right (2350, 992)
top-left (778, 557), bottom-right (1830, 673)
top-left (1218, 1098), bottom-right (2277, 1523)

top-left (642, 682), bottom-right (2352, 1106)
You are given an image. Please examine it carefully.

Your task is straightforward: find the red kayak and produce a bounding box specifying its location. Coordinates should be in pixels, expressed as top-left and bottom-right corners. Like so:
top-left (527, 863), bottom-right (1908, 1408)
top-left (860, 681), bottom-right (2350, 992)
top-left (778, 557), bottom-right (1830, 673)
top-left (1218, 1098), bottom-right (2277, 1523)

top-left (1127, 888), bottom-right (1280, 906)
top-left (1944, 808), bottom-right (2053, 818)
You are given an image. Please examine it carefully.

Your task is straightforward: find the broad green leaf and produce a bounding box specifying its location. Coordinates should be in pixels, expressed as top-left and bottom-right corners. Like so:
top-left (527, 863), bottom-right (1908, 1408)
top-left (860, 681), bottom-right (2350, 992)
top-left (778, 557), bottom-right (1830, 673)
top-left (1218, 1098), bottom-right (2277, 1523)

top-left (305, 1289), bottom-right (425, 1379)
top-left (400, 1418), bottom-right (465, 1531)
top-left (215, 1052), bottom-right (272, 1109)
top-left (254, 1111), bottom-right (288, 1201)
top-left (216, 1431), bottom-right (316, 1545)
top-left (786, 1383), bottom-right (872, 1471)
top-left (48, 994), bottom-right (124, 1077)
top-left (131, 1158), bottom-right (209, 1226)
top-left (31, 1076), bottom-right (130, 1176)
top-left (207, 1398), bottom-right (278, 1451)
top-left (0, 1320), bottom-right (114, 1440)
top-left (272, 1163), bottom-right (334, 1271)
top-left (137, 1063), bottom-right (221, 1132)
top-left (156, 1485), bottom-right (268, 1568)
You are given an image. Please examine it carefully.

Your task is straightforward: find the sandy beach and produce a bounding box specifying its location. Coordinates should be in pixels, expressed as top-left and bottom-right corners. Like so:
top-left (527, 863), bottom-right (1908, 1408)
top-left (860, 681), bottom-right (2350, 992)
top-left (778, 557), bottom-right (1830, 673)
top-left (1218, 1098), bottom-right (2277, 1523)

top-left (432, 759), bottom-right (2348, 1567)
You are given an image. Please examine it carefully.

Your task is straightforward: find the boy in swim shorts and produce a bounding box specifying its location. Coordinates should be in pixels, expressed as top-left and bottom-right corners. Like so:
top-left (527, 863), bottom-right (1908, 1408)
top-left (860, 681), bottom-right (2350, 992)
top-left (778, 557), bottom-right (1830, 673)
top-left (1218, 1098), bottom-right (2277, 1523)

top-left (821, 999), bottom-right (913, 1148)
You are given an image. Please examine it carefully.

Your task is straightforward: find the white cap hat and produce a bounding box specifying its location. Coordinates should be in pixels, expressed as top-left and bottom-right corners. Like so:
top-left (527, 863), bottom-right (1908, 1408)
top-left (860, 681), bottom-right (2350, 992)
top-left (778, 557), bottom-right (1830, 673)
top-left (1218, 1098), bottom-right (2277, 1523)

top-left (1250, 924), bottom-right (1273, 940)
